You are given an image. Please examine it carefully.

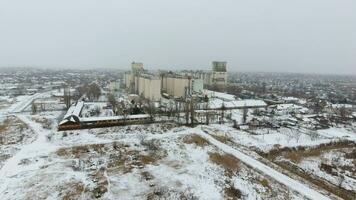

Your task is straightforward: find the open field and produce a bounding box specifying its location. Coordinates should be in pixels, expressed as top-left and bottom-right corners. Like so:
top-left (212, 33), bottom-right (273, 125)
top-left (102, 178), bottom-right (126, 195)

top-left (0, 113), bottom-right (315, 200)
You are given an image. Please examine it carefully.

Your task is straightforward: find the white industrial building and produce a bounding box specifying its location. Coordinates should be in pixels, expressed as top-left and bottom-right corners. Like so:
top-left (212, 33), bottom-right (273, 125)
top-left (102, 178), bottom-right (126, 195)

top-left (124, 62), bottom-right (163, 101)
top-left (124, 61), bottom-right (227, 101)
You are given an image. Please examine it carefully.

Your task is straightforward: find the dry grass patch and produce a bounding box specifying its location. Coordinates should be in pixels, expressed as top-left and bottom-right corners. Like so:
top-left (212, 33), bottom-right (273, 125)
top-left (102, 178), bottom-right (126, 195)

top-left (0, 116), bottom-right (29, 145)
top-left (61, 182), bottom-right (85, 200)
top-left (259, 178), bottom-right (271, 191)
top-left (146, 187), bottom-right (197, 200)
top-left (224, 185), bottom-right (242, 200)
top-left (284, 149), bottom-right (322, 163)
top-left (56, 143), bottom-right (113, 158)
top-left (276, 160), bottom-right (356, 200)
top-left (209, 152), bottom-right (240, 175)
top-left (0, 117), bottom-right (27, 134)
top-left (211, 134), bottom-right (232, 144)
top-left (90, 169), bottom-right (109, 198)
top-left (263, 140), bottom-right (356, 162)
top-left (57, 141), bottom-right (167, 174)
top-left (0, 123), bottom-right (8, 133)
top-left (183, 134), bottom-right (209, 146)
top-left (32, 117), bottom-right (52, 129)
top-left (139, 154), bottom-right (157, 165)
top-left (263, 142), bottom-right (356, 200)
top-left (141, 171), bottom-right (154, 181)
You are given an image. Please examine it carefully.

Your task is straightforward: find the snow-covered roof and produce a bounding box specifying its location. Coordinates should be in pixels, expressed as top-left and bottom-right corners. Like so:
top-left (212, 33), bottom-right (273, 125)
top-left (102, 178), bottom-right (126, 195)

top-left (79, 114), bottom-right (150, 122)
top-left (234, 100), bottom-right (267, 108)
top-left (59, 101), bottom-right (84, 125)
top-left (275, 104), bottom-right (308, 112)
top-left (330, 104), bottom-right (353, 109)
top-left (208, 99), bottom-right (267, 109)
top-left (205, 90), bottom-right (235, 101)
top-left (72, 101), bottom-right (84, 117)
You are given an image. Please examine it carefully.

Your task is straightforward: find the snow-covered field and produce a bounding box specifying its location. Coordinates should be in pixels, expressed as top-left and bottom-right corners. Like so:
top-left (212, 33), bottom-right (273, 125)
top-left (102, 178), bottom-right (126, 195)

top-left (203, 125), bottom-right (340, 153)
top-left (0, 94), bottom-right (354, 199)
top-left (0, 116), bottom-right (36, 169)
top-left (0, 110), bottom-right (331, 200)
top-left (298, 149), bottom-right (356, 191)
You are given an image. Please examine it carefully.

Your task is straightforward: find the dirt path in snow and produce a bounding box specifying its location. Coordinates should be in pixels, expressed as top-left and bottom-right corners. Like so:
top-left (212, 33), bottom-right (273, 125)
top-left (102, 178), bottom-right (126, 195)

top-left (0, 114), bottom-right (59, 195)
top-left (197, 131), bottom-right (331, 200)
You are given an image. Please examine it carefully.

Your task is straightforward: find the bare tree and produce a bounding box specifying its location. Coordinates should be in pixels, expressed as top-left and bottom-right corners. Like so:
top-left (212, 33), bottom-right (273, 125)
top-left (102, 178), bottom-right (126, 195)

top-left (220, 103), bottom-right (226, 124)
top-left (190, 98), bottom-right (196, 127)
top-left (293, 128), bottom-right (302, 143)
top-left (233, 119), bottom-right (238, 129)
top-left (338, 174), bottom-right (345, 188)
top-left (63, 86), bottom-right (71, 109)
top-left (76, 84), bottom-right (89, 100)
top-left (40, 103), bottom-right (45, 111)
top-left (88, 83), bottom-right (101, 100)
top-left (108, 93), bottom-right (118, 115)
top-left (167, 100), bottom-right (174, 119)
top-left (309, 130), bottom-right (319, 141)
top-left (252, 108), bottom-right (260, 116)
top-left (204, 96), bottom-right (210, 125)
top-left (185, 100), bottom-right (190, 125)
top-left (262, 82), bottom-right (267, 93)
top-left (175, 101), bottom-right (180, 123)
top-left (94, 106), bottom-right (101, 116)
top-left (312, 99), bottom-right (326, 114)
top-left (242, 105), bottom-right (248, 124)
top-left (120, 101), bottom-right (129, 121)
top-left (338, 105), bottom-right (350, 121)
top-left (31, 101), bottom-right (37, 114)
top-left (145, 100), bottom-right (156, 122)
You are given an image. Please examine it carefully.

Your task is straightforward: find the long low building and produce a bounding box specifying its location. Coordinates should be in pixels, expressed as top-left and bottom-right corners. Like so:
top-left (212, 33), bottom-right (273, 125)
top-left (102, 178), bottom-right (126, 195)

top-left (58, 101), bottom-right (151, 130)
top-left (197, 99), bottom-right (267, 110)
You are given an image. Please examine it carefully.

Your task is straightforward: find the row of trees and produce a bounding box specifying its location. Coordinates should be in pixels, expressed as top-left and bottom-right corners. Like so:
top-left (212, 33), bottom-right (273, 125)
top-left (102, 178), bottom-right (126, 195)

top-left (106, 93), bottom-right (246, 127)
top-left (76, 83), bottom-right (101, 101)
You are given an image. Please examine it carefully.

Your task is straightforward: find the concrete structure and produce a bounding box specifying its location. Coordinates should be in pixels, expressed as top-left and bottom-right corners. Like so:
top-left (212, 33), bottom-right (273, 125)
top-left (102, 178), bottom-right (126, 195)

top-left (187, 61), bottom-right (228, 88)
top-left (131, 62), bottom-right (144, 74)
top-left (162, 75), bottom-right (192, 99)
top-left (124, 62), bottom-right (221, 100)
top-left (138, 75), bottom-right (161, 101)
top-left (108, 81), bottom-right (120, 92)
top-left (211, 61), bottom-right (227, 86)
top-left (124, 62), bottom-right (145, 94)
top-left (212, 61), bottom-right (227, 72)
top-left (124, 62), bottom-right (162, 101)
top-left (192, 79), bottom-right (204, 93)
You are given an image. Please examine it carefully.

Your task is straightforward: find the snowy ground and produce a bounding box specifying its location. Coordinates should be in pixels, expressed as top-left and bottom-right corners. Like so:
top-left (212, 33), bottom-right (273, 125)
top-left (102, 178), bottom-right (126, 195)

top-left (0, 111), bottom-right (329, 200)
top-left (0, 116), bottom-right (36, 169)
top-left (298, 148), bottom-right (356, 191)
top-left (203, 125), bottom-right (338, 153)
top-left (195, 124), bottom-right (356, 199)
top-left (80, 102), bottom-right (114, 118)
top-left (0, 93), bottom-right (354, 199)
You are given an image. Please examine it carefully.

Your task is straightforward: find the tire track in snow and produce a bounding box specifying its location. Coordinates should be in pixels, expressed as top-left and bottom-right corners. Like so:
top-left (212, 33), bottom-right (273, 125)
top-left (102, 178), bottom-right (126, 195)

top-left (197, 131), bottom-right (331, 200)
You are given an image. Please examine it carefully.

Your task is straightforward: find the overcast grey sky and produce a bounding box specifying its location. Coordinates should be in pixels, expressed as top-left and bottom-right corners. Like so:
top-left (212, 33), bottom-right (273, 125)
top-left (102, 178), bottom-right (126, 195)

top-left (0, 0), bottom-right (355, 74)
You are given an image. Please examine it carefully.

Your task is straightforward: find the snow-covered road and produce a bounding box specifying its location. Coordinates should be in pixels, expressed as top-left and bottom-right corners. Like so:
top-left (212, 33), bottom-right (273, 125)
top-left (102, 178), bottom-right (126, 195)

top-left (197, 131), bottom-right (331, 200)
top-left (6, 91), bottom-right (52, 114)
top-left (318, 128), bottom-right (356, 142)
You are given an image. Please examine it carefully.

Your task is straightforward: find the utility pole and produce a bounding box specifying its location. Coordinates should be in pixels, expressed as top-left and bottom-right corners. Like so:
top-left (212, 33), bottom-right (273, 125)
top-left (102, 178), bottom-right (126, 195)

top-left (185, 100), bottom-right (190, 125)
top-left (190, 97), bottom-right (195, 127)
